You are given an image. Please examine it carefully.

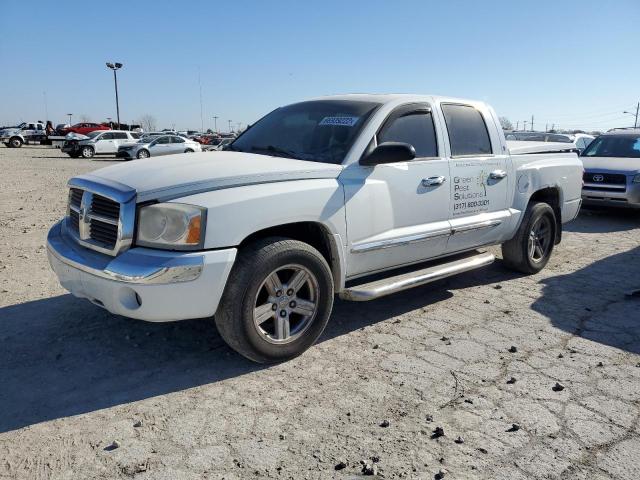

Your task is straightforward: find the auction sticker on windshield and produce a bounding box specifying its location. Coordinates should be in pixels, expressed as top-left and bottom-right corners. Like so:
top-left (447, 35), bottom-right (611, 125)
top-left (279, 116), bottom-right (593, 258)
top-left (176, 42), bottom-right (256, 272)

top-left (319, 116), bottom-right (360, 127)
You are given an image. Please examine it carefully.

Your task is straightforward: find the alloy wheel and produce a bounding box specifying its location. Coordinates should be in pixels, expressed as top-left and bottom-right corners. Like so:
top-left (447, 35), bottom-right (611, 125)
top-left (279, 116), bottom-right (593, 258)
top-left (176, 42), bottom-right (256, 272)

top-left (252, 264), bottom-right (319, 344)
top-left (528, 215), bottom-right (552, 263)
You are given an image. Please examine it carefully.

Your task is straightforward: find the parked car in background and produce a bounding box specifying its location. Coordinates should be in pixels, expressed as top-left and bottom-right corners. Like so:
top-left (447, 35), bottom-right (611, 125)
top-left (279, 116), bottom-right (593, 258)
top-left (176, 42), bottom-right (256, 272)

top-left (62, 130), bottom-right (141, 158)
top-left (59, 123), bottom-right (111, 136)
top-left (214, 138), bottom-right (234, 150)
top-left (117, 134), bottom-right (201, 159)
top-left (571, 133), bottom-right (595, 153)
top-left (581, 129), bottom-right (640, 209)
top-left (0, 121), bottom-right (47, 147)
top-left (47, 94), bottom-right (582, 363)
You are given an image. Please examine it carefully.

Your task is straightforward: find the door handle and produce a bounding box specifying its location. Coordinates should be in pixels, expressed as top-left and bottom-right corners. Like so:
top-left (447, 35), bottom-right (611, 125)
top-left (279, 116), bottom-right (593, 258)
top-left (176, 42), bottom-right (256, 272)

top-left (421, 176), bottom-right (446, 187)
top-left (489, 169), bottom-right (507, 179)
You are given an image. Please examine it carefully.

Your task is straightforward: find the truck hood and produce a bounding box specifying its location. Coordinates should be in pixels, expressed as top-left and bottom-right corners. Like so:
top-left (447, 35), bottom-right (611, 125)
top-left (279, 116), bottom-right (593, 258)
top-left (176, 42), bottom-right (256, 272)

top-left (581, 156), bottom-right (640, 175)
top-left (88, 151), bottom-right (344, 202)
top-left (0, 128), bottom-right (20, 136)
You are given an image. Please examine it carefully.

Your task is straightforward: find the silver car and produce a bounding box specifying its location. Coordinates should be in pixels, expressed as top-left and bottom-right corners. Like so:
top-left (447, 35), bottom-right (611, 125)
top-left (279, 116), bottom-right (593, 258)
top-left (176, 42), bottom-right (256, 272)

top-left (581, 129), bottom-right (640, 208)
top-left (117, 134), bottom-right (202, 160)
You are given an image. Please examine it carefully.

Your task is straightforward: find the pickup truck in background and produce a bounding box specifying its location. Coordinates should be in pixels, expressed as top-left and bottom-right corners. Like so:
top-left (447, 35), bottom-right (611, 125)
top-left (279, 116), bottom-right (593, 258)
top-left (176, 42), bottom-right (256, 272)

top-left (0, 121), bottom-right (47, 147)
top-left (46, 94), bottom-right (583, 363)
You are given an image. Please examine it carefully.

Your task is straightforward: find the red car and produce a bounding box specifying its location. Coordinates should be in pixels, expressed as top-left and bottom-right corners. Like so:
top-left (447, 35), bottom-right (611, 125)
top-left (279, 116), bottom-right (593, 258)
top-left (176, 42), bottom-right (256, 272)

top-left (59, 123), bottom-right (111, 136)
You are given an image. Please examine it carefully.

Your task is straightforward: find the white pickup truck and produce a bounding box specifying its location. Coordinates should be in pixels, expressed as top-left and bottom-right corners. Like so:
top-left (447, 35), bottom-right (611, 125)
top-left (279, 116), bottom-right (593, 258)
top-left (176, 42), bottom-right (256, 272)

top-left (47, 94), bottom-right (582, 363)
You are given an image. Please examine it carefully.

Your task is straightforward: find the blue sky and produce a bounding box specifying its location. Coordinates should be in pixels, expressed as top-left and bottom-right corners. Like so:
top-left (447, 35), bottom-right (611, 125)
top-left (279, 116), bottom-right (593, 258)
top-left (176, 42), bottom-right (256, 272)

top-left (1, 0), bottom-right (638, 132)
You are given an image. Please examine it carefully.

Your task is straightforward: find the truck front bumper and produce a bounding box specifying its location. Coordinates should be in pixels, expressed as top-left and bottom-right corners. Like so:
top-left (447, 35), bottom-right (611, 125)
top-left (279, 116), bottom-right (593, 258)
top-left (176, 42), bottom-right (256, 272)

top-left (46, 221), bottom-right (237, 322)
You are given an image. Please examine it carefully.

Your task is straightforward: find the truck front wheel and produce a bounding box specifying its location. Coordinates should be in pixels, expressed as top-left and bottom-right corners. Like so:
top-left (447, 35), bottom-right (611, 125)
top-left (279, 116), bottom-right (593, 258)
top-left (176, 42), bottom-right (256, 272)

top-left (502, 201), bottom-right (556, 274)
top-left (9, 137), bottom-right (23, 148)
top-left (80, 146), bottom-right (94, 158)
top-left (215, 237), bottom-right (334, 363)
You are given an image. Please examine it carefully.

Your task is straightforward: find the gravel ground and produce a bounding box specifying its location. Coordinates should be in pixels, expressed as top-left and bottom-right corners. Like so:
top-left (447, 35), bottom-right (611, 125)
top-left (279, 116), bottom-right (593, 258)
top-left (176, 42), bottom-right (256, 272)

top-left (0, 145), bottom-right (639, 480)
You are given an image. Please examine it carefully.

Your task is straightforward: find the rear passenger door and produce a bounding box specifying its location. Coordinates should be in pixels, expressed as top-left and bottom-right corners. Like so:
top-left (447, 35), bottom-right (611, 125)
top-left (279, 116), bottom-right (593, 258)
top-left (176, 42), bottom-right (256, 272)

top-left (439, 103), bottom-right (512, 253)
top-left (111, 132), bottom-right (129, 152)
top-left (170, 136), bottom-right (186, 153)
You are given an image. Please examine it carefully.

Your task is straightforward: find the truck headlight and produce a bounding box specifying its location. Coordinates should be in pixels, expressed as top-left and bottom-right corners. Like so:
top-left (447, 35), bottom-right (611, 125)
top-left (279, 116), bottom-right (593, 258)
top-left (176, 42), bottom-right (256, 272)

top-left (136, 203), bottom-right (206, 250)
top-left (633, 174), bottom-right (640, 183)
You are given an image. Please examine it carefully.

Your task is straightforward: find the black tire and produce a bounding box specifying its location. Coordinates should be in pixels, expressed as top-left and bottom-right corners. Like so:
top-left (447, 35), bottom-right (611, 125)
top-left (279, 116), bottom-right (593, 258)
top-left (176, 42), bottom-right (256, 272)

top-left (9, 137), bottom-right (23, 148)
top-left (215, 237), bottom-right (334, 363)
top-left (67, 152), bottom-right (80, 158)
top-left (502, 201), bottom-right (557, 274)
top-left (184, 148), bottom-right (194, 153)
top-left (136, 149), bottom-right (150, 159)
top-left (80, 145), bottom-right (94, 158)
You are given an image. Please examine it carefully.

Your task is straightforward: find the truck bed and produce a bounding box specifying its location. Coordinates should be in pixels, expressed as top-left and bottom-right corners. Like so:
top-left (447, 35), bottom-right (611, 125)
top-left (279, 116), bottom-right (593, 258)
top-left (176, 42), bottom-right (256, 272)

top-left (507, 140), bottom-right (577, 155)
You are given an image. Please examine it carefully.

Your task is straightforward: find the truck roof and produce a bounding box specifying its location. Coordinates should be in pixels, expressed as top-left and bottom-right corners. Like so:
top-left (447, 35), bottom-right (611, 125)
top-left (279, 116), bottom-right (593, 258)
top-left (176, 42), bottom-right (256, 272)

top-left (308, 93), bottom-right (485, 107)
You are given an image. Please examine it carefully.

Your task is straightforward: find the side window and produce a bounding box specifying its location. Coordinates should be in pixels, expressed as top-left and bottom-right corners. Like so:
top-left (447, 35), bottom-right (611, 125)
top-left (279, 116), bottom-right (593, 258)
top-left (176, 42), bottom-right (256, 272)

top-left (576, 138), bottom-right (585, 149)
top-left (155, 136), bottom-right (170, 144)
top-left (130, 132), bottom-right (140, 139)
top-left (37, 124), bottom-right (43, 130)
top-left (27, 124), bottom-right (36, 130)
top-left (101, 132), bottom-right (114, 140)
top-left (378, 109), bottom-right (438, 158)
top-left (113, 132), bottom-right (128, 140)
top-left (171, 136), bottom-right (185, 143)
top-left (441, 104), bottom-right (493, 156)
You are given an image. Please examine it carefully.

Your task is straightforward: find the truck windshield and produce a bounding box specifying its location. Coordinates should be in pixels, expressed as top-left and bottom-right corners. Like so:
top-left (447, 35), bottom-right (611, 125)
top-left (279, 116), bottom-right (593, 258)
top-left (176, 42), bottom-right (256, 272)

top-left (230, 100), bottom-right (380, 164)
top-left (582, 135), bottom-right (640, 158)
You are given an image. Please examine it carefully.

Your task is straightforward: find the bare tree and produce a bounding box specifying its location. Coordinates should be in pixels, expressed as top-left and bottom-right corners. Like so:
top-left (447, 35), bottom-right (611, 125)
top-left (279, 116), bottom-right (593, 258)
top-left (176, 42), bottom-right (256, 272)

top-left (138, 114), bottom-right (157, 132)
top-left (79, 114), bottom-right (92, 122)
top-left (499, 116), bottom-right (513, 130)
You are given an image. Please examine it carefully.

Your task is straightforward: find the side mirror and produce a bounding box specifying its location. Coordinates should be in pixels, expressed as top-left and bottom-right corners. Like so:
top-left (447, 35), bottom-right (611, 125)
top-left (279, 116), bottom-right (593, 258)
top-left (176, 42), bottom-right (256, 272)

top-left (360, 142), bottom-right (416, 166)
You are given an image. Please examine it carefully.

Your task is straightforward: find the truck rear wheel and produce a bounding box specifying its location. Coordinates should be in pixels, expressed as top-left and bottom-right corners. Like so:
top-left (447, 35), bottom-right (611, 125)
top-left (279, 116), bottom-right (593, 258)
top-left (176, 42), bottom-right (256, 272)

top-left (215, 237), bottom-right (334, 363)
top-left (9, 137), bottom-right (22, 148)
top-left (502, 201), bottom-right (556, 274)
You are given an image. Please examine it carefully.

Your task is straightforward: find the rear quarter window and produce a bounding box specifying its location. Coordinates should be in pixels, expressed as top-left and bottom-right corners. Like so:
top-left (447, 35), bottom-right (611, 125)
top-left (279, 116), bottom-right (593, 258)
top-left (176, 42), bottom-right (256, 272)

top-left (441, 104), bottom-right (493, 156)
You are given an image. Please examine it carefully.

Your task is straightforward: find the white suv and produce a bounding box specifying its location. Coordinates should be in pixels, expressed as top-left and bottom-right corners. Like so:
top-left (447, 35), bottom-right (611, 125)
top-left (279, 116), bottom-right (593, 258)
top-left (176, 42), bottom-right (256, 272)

top-left (62, 130), bottom-right (140, 158)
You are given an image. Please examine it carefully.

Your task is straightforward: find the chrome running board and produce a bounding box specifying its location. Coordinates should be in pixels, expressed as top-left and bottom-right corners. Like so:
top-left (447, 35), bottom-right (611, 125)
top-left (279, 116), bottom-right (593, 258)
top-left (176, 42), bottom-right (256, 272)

top-left (339, 252), bottom-right (495, 302)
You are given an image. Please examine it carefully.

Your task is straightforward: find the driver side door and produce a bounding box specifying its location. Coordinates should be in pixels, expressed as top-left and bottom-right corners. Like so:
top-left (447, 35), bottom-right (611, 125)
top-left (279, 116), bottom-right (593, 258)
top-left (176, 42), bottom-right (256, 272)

top-left (341, 103), bottom-right (452, 278)
top-left (149, 136), bottom-right (171, 156)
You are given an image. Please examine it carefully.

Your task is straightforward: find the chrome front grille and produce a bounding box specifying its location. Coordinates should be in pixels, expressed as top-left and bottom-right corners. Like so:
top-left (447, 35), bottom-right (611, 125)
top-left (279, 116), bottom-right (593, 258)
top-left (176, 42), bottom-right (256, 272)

top-left (65, 177), bottom-right (136, 256)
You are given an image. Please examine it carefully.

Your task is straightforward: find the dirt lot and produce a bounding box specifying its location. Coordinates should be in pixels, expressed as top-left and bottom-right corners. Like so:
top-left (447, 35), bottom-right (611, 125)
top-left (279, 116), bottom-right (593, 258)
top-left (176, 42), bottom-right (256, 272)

top-left (0, 145), bottom-right (639, 480)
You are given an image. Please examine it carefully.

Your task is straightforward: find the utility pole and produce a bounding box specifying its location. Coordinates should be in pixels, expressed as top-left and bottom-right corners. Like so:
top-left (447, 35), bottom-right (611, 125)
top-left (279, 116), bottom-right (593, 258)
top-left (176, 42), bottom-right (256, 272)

top-left (213, 116), bottom-right (219, 133)
top-left (624, 102), bottom-right (640, 128)
top-left (106, 62), bottom-right (123, 128)
top-left (43, 91), bottom-right (48, 121)
top-left (228, 119), bottom-right (232, 133)
top-left (523, 120), bottom-right (528, 131)
top-left (545, 123), bottom-right (548, 132)
top-left (531, 115), bottom-right (534, 132)
top-left (516, 120), bottom-right (519, 130)
top-left (198, 67), bottom-right (204, 133)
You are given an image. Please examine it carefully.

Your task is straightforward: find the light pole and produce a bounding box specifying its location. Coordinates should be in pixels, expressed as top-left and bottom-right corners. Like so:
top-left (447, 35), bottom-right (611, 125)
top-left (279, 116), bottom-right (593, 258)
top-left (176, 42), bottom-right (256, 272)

top-left (67, 113), bottom-right (73, 126)
top-left (623, 102), bottom-right (639, 128)
top-left (213, 116), bottom-right (219, 133)
top-left (106, 117), bottom-right (112, 128)
top-left (228, 119), bottom-right (232, 133)
top-left (106, 62), bottom-right (123, 129)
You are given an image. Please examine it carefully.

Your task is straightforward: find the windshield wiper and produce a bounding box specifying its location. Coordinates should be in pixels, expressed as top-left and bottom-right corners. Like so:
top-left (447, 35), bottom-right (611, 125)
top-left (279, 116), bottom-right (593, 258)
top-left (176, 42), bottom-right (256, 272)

top-left (250, 145), bottom-right (301, 160)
